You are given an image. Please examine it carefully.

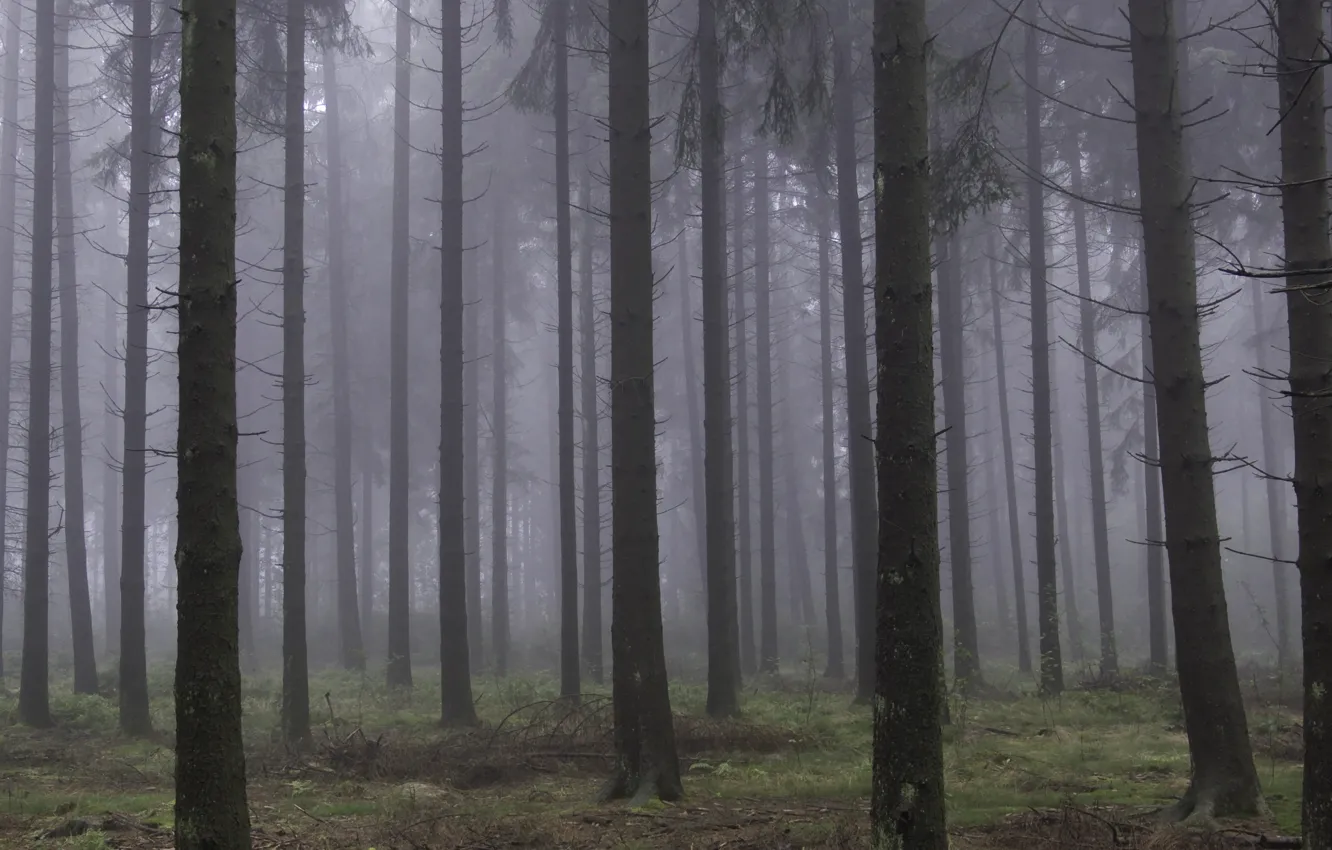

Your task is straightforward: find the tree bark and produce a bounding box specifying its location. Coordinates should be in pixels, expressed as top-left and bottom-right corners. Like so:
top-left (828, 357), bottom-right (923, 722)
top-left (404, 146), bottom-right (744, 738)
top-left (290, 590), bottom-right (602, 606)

top-left (174, 0), bottom-right (249, 841)
top-left (680, 232), bottom-right (707, 584)
top-left (1140, 265), bottom-right (1168, 675)
top-left (323, 48), bottom-right (365, 671)
top-left (753, 144), bottom-right (778, 674)
top-left (19, 0), bottom-right (56, 728)
top-left (386, 0), bottom-right (413, 689)
top-left (0, 0), bottom-right (20, 681)
top-left (55, 0), bottom-right (98, 695)
top-left (732, 149), bottom-right (755, 675)
top-left (815, 151), bottom-right (843, 679)
top-left (102, 290), bottom-right (120, 656)
top-left (1273, 0), bottom-right (1332, 840)
top-left (1051, 368), bottom-right (1083, 664)
top-left (1127, 0), bottom-right (1263, 819)
top-left (870, 0), bottom-right (946, 841)
top-left (465, 180), bottom-right (483, 673)
top-left (579, 168), bottom-right (602, 682)
top-left (1024, 24), bottom-right (1062, 697)
top-left (1251, 285), bottom-right (1291, 670)
top-left (491, 189), bottom-right (511, 677)
top-left (602, 0), bottom-right (682, 802)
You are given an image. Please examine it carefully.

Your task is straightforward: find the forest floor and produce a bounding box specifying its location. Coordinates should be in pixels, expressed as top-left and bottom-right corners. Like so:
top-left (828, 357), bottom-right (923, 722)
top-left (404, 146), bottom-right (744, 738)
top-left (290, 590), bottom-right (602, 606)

top-left (0, 663), bottom-right (1307, 848)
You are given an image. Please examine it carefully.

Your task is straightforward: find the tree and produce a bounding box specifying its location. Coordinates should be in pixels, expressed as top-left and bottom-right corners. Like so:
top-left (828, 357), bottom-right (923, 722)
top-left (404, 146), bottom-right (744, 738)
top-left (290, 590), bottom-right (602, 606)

top-left (281, 0), bottom-right (311, 748)
top-left (19, 0), bottom-right (56, 729)
top-left (1272, 0), bottom-right (1332, 840)
top-left (732, 150), bottom-right (755, 675)
top-left (173, 0), bottom-right (250, 841)
top-left (1126, 0), bottom-right (1262, 820)
top-left (491, 186), bottom-right (511, 678)
top-left (102, 289), bottom-right (121, 657)
top-left (601, 0), bottom-right (682, 802)
top-left (386, 0), bottom-right (413, 690)
top-left (1250, 284), bottom-right (1291, 671)
top-left (869, 0), bottom-right (945, 842)
top-left (323, 47), bottom-right (366, 672)
top-left (814, 142), bottom-right (843, 679)
top-left (439, 0), bottom-right (478, 725)
top-left (119, 0), bottom-right (154, 737)
top-left (579, 167), bottom-right (603, 683)
top-left (753, 142), bottom-right (778, 675)
top-left (0, 0), bottom-right (19, 680)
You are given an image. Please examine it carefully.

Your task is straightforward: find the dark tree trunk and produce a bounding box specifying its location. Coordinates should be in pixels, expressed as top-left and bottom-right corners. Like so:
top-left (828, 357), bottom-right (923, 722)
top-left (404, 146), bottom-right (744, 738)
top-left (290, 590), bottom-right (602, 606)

top-left (870, 0), bottom-right (946, 841)
top-left (1251, 286), bottom-right (1291, 670)
top-left (323, 48), bottom-right (365, 671)
top-left (238, 463), bottom-right (257, 671)
top-left (281, 0), bottom-right (311, 748)
top-left (602, 0), bottom-right (682, 802)
top-left (439, 0), bottom-right (478, 724)
top-left (491, 190), bottom-right (510, 677)
top-left (1273, 0), bottom-right (1332, 839)
top-left (0, 0), bottom-right (19, 680)
top-left (55, 1), bottom-right (97, 695)
top-left (174, 0), bottom-right (249, 840)
top-left (465, 187), bottom-right (483, 672)
top-left (700, 0), bottom-right (738, 716)
top-left (1051, 370), bottom-right (1083, 664)
top-left (753, 145), bottom-right (778, 674)
top-left (815, 153), bottom-right (843, 679)
top-left (102, 290), bottom-right (120, 656)
top-left (833, 0), bottom-right (876, 701)
top-left (731, 152), bottom-right (755, 675)
top-left (680, 233), bottom-right (707, 583)
top-left (937, 231), bottom-right (980, 690)
top-left (1127, 0), bottom-right (1263, 818)
top-left (579, 168), bottom-right (602, 682)
top-left (386, 0), bottom-right (413, 689)
top-left (19, 0), bottom-right (56, 728)
top-left (1024, 24), bottom-right (1062, 697)
top-left (119, 0), bottom-right (152, 736)
top-left (981, 395), bottom-right (1011, 643)
top-left (1140, 272), bottom-right (1168, 675)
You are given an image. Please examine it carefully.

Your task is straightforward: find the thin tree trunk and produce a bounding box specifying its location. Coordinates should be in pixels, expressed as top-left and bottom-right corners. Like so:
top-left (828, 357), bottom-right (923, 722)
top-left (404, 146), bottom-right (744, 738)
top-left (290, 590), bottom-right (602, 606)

top-left (579, 168), bottom-right (602, 682)
top-left (465, 185), bottom-right (483, 672)
top-left (1140, 265), bottom-right (1168, 675)
top-left (491, 190), bottom-right (510, 677)
top-left (323, 49), bottom-right (365, 671)
top-left (1051, 366), bottom-right (1083, 663)
top-left (753, 145), bottom-right (778, 674)
top-left (0, 0), bottom-right (20, 680)
top-left (732, 151), bottom-right (755, 675)
top-left (1024, 24), bottom-right (1062, 697)
top-left (238, 463), bottom-right (256, 671)
top-left (281, 0), bottom-right (311, 747)
top-left (19, 0), bottom-right (56, 728)
top-left (1272, 0), bottom-right (1332, 839)
top-left (386, 0), bottom-right (413, 689)
top-left (1127, 0), bottom-right (1263, 818)
top-left (982, 396), bottom-right (1011, 643)
top-left (870, 0), bottom-right (946, 839)
top-left (680, 232), bottom-right (707, 583)
top-left (55, 0), bottom-right (97, 695)
top-left (815, 152), bottom-right (843, 679)
top-left (119, 0), bottom-right (152, 736)
top-left (174, 0), bottom-right (249, 837)
top-left (602, 0), bottom-right (682, 801)
top-left (439, 0), bottom-right (478, 724)
top-left (360, 439), bottom-right (374, 638)
top-left (102, 290), bottom-right (120, 655)
top-left (1251, 285), bottom-right (1291, 670)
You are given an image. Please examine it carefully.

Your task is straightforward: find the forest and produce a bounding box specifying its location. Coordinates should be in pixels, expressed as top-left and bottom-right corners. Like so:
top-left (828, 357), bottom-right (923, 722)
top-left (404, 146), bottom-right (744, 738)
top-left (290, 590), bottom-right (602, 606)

top-left (0, 0), bottom-right (1328, 847)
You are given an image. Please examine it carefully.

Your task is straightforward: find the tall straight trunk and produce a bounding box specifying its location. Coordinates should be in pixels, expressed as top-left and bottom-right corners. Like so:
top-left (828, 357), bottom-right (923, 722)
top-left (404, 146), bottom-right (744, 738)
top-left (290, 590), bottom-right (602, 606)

top-left (281, 0), bottom-right (311, 748)
top-left (870, 0), bottom-right (946, 840)
top-left (439, 0), bottom-right (478, 724)
top-left (102, 290), bottom-right (120, 655)
top-left (1127, 0), bottom-right (1262, 818)
top-left (19, 0), bottom-right (56, 728)
top-left (0, 0), bottom-right (20, 679)
top-left (1140, 277), bottom-right (1168, 674)
top-left (551, 0), bottom-right (579, 699)
top-left (753, 145), bottom-right (778, 674)
top-left (732, 153), bottom-right (755, 674)
top-left (1024, 25), bottom-right (1062, 696)
top-left (988, 235), bottom-right (1030, 672)
top-left (579, 168), bottom-right (602, 682)
top-left (781, 344), bottom-right (815, 630)
top-left (323, 49), bottom-right (365, 671)
top-left (937, 231), bottom-right (980, 689)
top-left (119, 0), bottom-right (152, 736)
top-left (815, 159), bottom-right (843, 678)
top-left (491, 191), bottom-right (510, 677)
top-left (238, 464), bottom-right (256, 670)
top-left (174, 0), bottom-right (249, 838)
top-left (680, 233), bottom-right (707, 581)
top-left (602, 0), bottom-right (682, 801)
top-left (1065, 130), bottom-right (1116, 674)
top-left (1272, 0), bottom-right (1332, 839)
top-left (1051, 367), bottom-right (1083, 662)
top-left (833, 0), bottom-right (876, 701)
top-left (54, 2), bottom-right (97, 695)
top-left (465, 186), bottom-right (483, 671)
top-left (1251, 286), bottom-right (1291, 669)
top-left (982, 399), bottom-right (1012, 641)
top-left (360, 443), bottom-right (374, 632)
top-left (386, 0), bottom-right (413, 689)
top-left (700, 0), bottom-right (738, 717)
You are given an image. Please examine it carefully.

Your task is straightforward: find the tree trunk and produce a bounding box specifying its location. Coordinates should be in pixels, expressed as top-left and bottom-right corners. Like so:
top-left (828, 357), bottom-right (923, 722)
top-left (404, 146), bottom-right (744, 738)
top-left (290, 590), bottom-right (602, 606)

top-left (937, 231), bottom-right (981, 690)
top-left (19, 0), bottom-right (56, 728)
top-left (439, 0), bottom-right (478, 724)
top-left (732, 150), bottom-right (755, 675)
top-left (1051, 361), bottom-right (1083, 663)
top-left (1127, 0), bottom-right (1263, 818)
top-left (815, 152), bottom-right (843, 679)
top-left (55, 1), bottom-right (97, 695)
top-left (281, 0), bottom-right (311, 748)
top-left (1273, 0), bottom-right (1332, 839)
top-left (579, 168), bottom-right (602, 682)
top-left (680, 232), bottom-right (707, 583)
top-left (833, 0), bottom-right (876, 701)
top-left (102, 290), bottom-right (120, 656)
top-left (465, 183), bottom-right (483, 673)
top-left (870, 0), bottom-right (946, 841)
top-left (753, 144), bottom-right (778, 674)
top-left (491, 189), bottom-right (511, 677)
top-left (174, 0), bottom-right (249, 840)
top-left (1251, 285), bottom-right (1291, 670)
top-left (323, 48), bottom-right (365, 671)
top-left (386, 0), bottom-right (413, 689)
top-left (602, 0), bottom-right (682, 802)
top-left (0, 0), bottom-right (20, 681)
top-left (700, 0), bottom-right (738, 716)
top-left (119, 0), bottom-right (152, 736)
top-left (238, 463), bottom-right (257, 671)
top-left (981, 392), bottom-right (1011, 643)
top-left (1024, 24), bottom-right (1062, 697)
top-left (360, 440), bottom-right (374, 638)
top-left (1140, 266), bottom-right (1168, 675)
